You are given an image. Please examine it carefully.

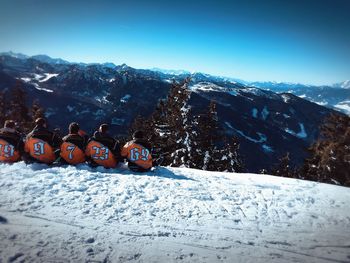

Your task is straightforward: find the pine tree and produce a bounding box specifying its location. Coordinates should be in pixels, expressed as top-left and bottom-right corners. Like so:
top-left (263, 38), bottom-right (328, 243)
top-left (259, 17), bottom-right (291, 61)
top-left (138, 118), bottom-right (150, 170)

top-left (128, 80), bottom-right (245, 172)
top-left (165, 79), bottom-right (194, 167)
top-left (218, 137), bottom-right (244, 172)
top-left (129, 79), bottom-right (194, 167)
top-left (193, 101), bottom-right (221, 170)
top-left (0, 91), bottom-right (7, 127)
top-left (149, 99), bottom-right (172, 159)
top-left (8, 82), bottom-right (31, 132)
top-left (271, 152), bottom-right (297, 178)
top-left (130, 114), bottom-right (153, 138)
top-left (193, 102), bottom-right (244, 172)
top-left (31, 99), bottom-right (46, 127)
top-left (302, 113), bottom-right (350, 186)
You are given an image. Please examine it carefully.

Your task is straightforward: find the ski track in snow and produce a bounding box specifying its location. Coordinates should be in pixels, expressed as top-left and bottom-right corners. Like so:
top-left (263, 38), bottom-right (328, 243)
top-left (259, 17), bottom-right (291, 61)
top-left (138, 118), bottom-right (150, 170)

top-left (0, 162), bottom-right (350, 263)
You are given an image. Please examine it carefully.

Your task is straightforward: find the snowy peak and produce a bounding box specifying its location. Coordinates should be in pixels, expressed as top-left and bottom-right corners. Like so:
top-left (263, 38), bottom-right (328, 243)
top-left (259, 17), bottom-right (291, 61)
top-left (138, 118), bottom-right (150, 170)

top-left (337, 80), bottom-right (350, 89)
top-left (31, 54), bottom-right (71, 65)
top-left (101, 62), bottom-right (117, 69)
top-left (0, 51), bottom-right (29, 59)
top-left (151, 67), bottom-right (191, 76)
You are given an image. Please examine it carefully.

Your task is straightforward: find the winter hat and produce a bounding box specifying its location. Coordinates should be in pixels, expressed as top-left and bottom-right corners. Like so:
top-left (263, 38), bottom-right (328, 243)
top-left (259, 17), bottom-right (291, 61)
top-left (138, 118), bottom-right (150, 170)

top-left (99, 124), bottom-right (109, 133)
top-left (69, 122), bottom-right (80, 134)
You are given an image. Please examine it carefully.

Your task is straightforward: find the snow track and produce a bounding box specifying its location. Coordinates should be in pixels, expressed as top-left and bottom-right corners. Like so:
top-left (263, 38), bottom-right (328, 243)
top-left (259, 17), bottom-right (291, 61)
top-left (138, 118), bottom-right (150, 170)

top-left (0, 162), bottom-right (350, 262)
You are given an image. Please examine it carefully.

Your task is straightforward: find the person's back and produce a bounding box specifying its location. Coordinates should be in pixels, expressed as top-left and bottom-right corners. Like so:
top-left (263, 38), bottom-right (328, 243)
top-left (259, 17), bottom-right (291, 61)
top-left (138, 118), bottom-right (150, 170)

top-left (60, 122), bottom-right (86, 164)
top-left (121, 130), bottom-right (153, 172)
top-left (91, 124), bottom-right (117, 152)
top-left (0, 120), bottom-right (23, 162)
top-left (62, 123), bottom-right (86, 150)
top-left (0, 120), bottom-right (23, 150)
top-left (24, 118), bottom-right (61, 164)
top-left (26, 118), bottom-right (61, 148)
top-left (85, 124), bottom-right (119, 168)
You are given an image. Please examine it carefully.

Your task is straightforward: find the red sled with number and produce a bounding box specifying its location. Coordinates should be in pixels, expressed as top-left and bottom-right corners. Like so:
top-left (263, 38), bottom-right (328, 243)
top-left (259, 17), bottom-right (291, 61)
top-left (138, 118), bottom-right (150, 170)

top-left (60, 142), bottom-right (86, 165)
top-left (24, 138), bottom-right (56, 164)
top-left (85, 140), bottom-right (117, 168)
top-left (0, 139), bottom-right (21, 163)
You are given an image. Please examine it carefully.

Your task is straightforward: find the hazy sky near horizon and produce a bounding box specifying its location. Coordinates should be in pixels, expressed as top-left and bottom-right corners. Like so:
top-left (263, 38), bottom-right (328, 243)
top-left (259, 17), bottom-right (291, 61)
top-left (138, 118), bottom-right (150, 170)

top-left (0, 0), bottom-right (349, 85)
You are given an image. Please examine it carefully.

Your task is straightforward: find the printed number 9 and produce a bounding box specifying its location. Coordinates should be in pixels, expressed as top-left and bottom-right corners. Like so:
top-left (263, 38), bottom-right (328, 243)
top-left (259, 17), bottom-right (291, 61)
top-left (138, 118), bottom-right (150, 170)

top-left (0, 143), bottom-right (15, 157)
top-left (33, 142), bottom-right (45, 156)
top-left (130, 148), bottom-right (149, 161)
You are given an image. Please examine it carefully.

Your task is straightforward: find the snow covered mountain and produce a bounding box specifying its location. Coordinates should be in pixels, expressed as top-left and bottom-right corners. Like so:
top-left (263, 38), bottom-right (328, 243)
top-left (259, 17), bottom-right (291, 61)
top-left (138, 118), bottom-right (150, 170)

top-left (249, 81), bottom-right (350, 115)
top-left (0, 52), bottom-right (344, 171)
top-left (151, 67), bottom-right (191, 76)
top-left (30, 54), bottom-right (71, 65)
top-left (147, 67), bottom-right (350, 115)
top-left (0, 162), bottom-right (349, 262)
top-left (334, 80), bottom-right (350, 89)
top-left (0, 51), bottom-right (29, 60)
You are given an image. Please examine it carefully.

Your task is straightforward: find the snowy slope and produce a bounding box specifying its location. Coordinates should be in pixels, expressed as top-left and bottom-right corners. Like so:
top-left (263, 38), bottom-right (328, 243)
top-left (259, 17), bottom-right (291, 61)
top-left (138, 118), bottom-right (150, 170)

top-left (0, 163), bottom-right (350, 263)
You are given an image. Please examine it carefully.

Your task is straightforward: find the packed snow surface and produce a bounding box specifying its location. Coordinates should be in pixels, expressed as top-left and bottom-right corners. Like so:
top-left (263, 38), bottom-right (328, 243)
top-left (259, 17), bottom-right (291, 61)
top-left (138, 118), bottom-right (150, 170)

top-left (0, 162), bottom-right (350, 263)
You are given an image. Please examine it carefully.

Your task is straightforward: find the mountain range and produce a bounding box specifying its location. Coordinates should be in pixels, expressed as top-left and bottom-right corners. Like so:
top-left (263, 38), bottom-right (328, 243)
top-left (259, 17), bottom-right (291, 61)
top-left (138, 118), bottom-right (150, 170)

top-left (0, 51), bottom-right (348, 172)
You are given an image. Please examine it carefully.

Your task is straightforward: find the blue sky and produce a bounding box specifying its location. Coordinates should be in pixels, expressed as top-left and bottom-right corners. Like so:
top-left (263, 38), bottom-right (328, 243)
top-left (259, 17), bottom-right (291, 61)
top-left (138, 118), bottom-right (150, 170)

top-left (0, 0), bottom-right (349, 85)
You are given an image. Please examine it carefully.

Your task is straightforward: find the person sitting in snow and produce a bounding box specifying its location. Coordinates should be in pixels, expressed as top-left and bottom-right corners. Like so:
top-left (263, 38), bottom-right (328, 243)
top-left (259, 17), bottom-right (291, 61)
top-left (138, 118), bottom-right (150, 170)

top-left (63, 123), bottom-right (87, 150)
top-left (0, 120), bottom-right (24, 163)
top-left (90, 124), bottom-right (119, 153)
top-left (85, 124), bottom-right (120, 168)
top-left (121, 130), bottom-right (153, 172)
top-left (24, 118), bottom-right (62, 164)
top-left (59, 122), bottom-right (87, 165)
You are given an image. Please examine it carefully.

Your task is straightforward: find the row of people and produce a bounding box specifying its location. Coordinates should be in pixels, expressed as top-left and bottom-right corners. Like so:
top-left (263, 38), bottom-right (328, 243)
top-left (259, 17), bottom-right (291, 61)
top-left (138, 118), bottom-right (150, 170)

top-left (0, 118), bottom-right (155, 172)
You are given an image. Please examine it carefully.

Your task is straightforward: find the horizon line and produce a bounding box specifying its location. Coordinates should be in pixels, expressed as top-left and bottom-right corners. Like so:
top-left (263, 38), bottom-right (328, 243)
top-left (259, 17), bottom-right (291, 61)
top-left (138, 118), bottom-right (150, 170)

top-left (1, 50), bottom-right (348, 87)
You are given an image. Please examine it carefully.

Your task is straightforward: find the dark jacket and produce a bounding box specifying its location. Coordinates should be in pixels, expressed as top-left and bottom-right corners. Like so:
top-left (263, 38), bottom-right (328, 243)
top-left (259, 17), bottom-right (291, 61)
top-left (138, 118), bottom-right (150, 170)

top-left (27, 125), bottom-right (62, 148)
top-left (63, 134), bottom-right (87, 151)
top-left (0, 127), bottom-right (24, 152)
top-left (91, 131), bottom-right (118, 152)
top-left (132, 139), bottom-right (152, 152)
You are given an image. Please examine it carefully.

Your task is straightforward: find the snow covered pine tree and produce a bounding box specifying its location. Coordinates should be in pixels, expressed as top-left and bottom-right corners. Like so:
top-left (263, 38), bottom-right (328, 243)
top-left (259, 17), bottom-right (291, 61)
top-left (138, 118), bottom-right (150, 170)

top-left (7, 82), bottom-right (32, 132)
top-left (130, 79), bottom-right (194, 167)
top-left (271, 152), bottom-right (298, 178)
top-left (129, 80), bottom-right (244, 172)
top-left (156, 79), bottom-right (194, 167)
top-left (302, 113), bottom-right (350, 186)
top-left (194, 101), bottom-right (221, 170)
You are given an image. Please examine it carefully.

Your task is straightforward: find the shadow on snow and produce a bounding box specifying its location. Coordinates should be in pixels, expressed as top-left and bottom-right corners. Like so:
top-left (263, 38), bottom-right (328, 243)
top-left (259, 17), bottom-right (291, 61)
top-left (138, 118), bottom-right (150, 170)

top-left (24, 162), bottom-right (194, 181)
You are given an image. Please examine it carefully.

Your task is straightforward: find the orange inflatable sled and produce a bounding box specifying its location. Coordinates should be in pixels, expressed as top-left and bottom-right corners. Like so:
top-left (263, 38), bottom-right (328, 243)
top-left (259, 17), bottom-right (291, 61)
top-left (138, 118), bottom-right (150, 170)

top-left (0, 139), bottom-right (21, 163)
top-left (60, 142), bottom-right (86, 165)
top-left (85, 141), bottom-right (117, 168)
top-left (25, 138), bottom-right (56, 164)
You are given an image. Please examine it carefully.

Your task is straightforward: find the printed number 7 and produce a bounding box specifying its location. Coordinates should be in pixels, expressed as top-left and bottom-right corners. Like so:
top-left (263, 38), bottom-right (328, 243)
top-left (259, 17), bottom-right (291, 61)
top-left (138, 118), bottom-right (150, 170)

top-left (67, 145), bottom-right (75, 160)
